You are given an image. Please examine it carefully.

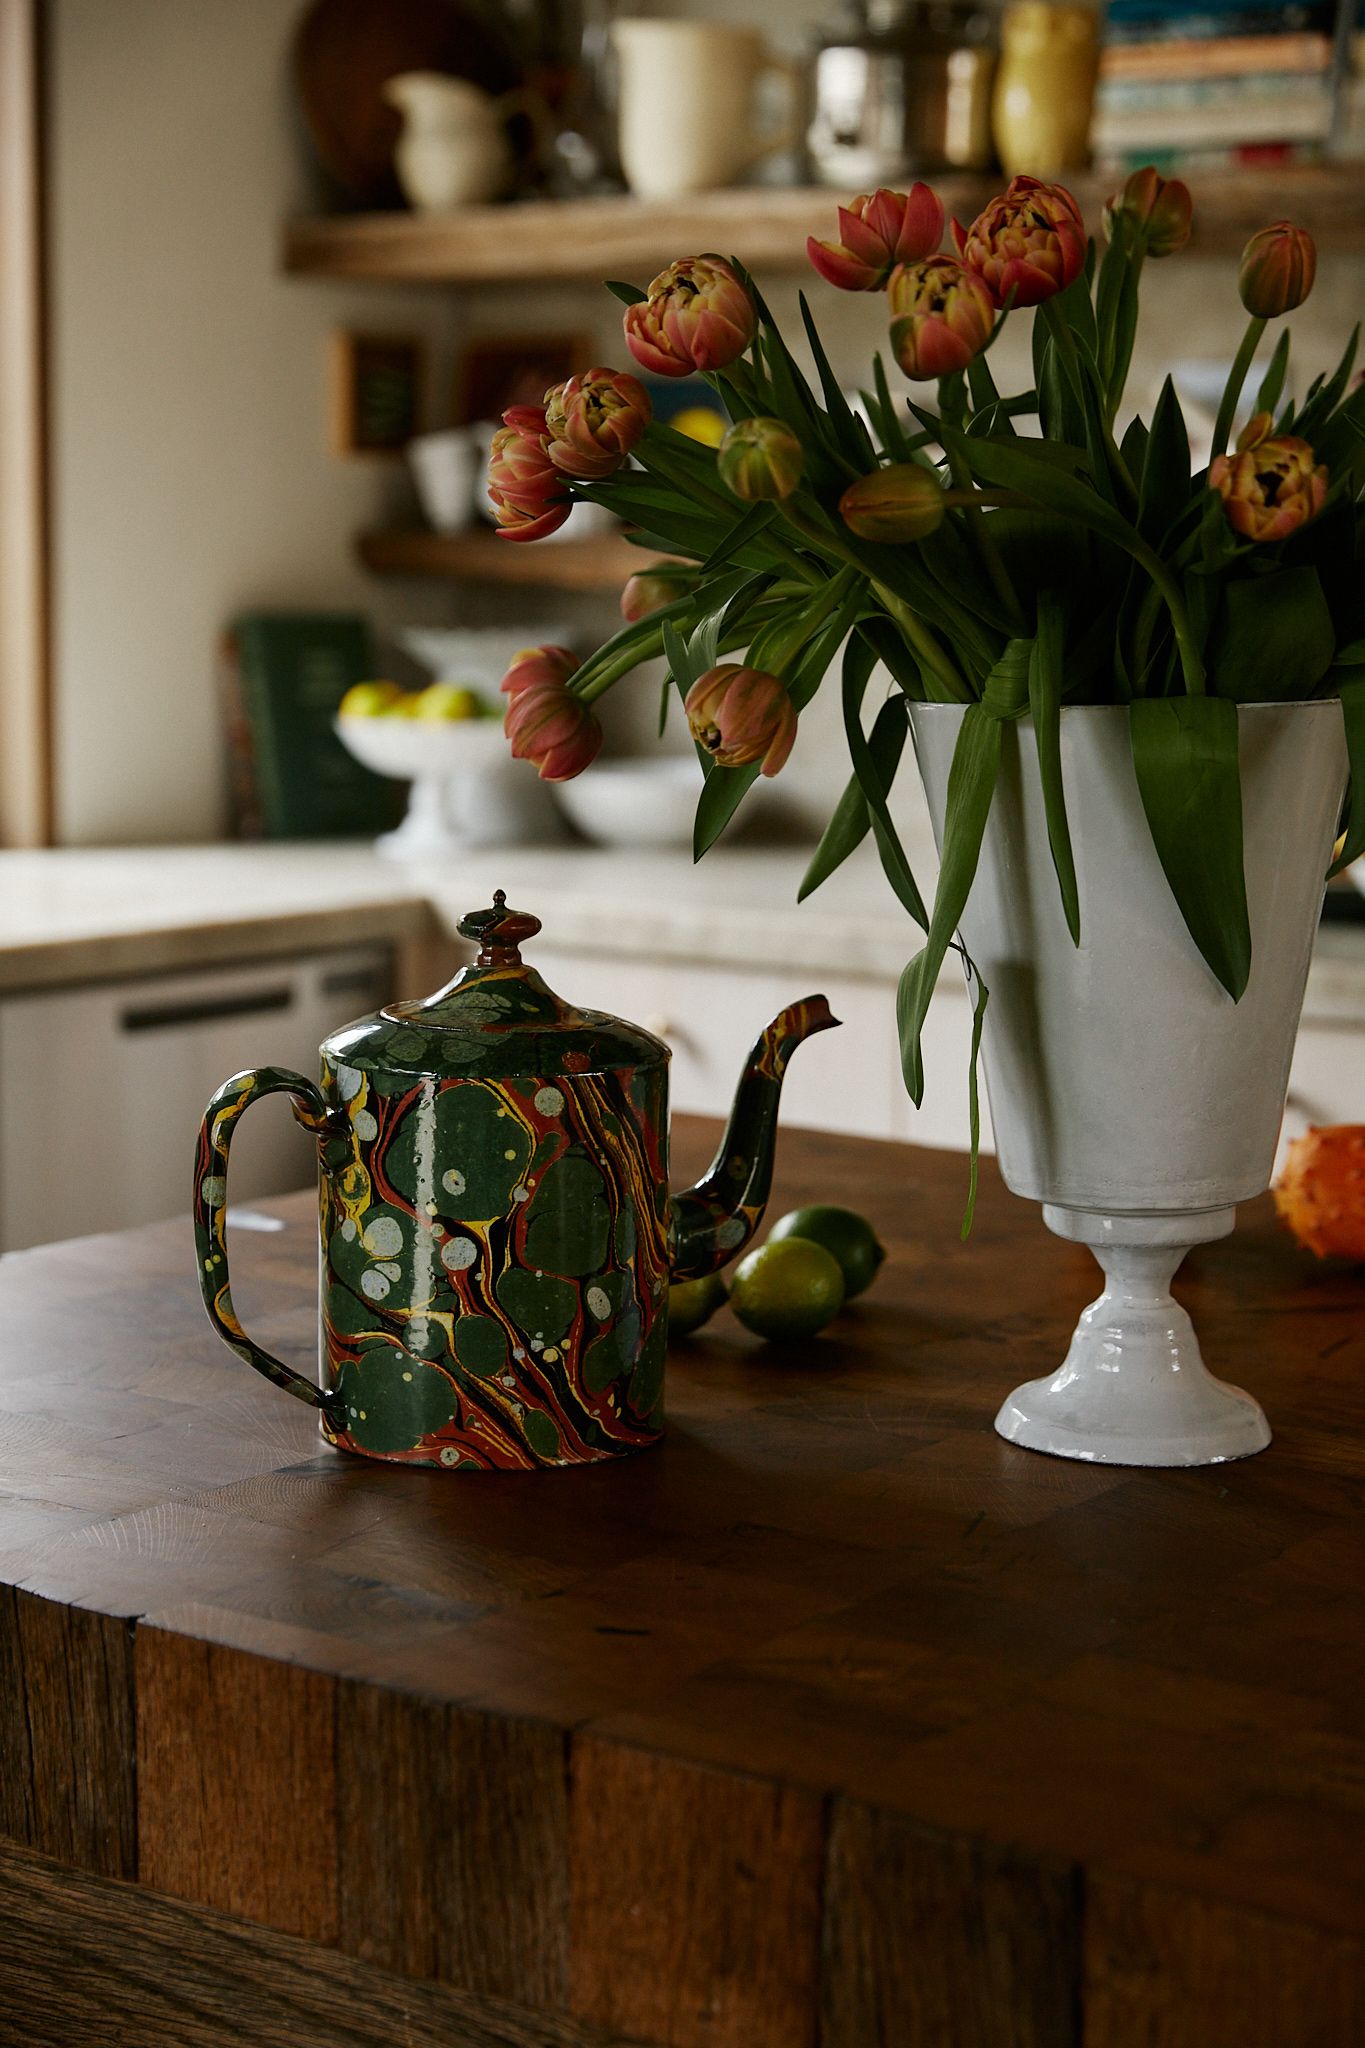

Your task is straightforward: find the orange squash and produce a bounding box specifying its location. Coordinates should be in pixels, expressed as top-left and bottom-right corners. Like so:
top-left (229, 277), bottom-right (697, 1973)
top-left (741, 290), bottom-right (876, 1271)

top-left (1274, 1126), bottom-right (1365, 1261)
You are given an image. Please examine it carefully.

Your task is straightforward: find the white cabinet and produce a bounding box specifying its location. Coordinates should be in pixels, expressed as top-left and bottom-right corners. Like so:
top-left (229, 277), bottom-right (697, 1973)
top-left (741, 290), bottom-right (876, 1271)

top-left (529, 944), bottom-right (993, 1153)
top-left (0, 948), bottom-right (390, 1250)
top-left (1285, 1019), bottom-right (1365, 1146)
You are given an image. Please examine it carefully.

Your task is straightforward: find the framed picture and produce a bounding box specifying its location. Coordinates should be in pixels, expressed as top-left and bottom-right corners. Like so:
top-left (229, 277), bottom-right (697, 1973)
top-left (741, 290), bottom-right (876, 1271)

top-left (329, 332), bottom-right (425, 457)
top-left (454, 332), bottom-right (592, 425)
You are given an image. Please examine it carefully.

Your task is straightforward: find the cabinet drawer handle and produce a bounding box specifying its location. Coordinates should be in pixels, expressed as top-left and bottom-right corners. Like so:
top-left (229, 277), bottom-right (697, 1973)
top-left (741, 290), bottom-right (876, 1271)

top-left (120, 988), bottom-right (293, 1034)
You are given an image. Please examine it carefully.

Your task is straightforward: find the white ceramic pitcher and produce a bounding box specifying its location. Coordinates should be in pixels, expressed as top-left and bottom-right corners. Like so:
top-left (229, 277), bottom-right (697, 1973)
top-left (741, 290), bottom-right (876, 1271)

top-left (385, 72), bottom-right (513, 210)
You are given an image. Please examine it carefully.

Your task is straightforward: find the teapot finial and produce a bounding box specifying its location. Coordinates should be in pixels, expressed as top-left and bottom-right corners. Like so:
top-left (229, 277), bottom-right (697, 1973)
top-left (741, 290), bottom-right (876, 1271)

top-left (457, 890), bottom-right (542, 966)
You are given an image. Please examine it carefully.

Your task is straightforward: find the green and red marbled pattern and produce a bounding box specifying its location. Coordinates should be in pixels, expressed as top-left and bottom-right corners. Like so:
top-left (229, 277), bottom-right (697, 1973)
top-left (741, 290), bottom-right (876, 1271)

top-left (193, 890), bottom-right (838, 1473)
top-left (316, 1056), bottom-right (669, 1469)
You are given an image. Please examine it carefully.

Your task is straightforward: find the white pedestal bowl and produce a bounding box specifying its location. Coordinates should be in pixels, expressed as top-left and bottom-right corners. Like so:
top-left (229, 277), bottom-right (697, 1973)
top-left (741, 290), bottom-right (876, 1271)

top-left (335, 714), bottom-right (529, 858)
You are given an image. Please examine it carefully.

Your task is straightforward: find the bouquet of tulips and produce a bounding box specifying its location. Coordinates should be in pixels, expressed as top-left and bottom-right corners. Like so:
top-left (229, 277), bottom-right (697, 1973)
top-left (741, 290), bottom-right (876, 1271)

top-left (485, 170), bottom-right (1365, 1182)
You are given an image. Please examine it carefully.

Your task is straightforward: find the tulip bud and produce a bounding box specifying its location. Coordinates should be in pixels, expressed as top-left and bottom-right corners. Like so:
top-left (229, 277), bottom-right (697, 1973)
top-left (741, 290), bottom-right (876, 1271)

top-left (1239, 222), bottom-right (1316, 318)
top-left (839, 464), bottom-right (946, 543)
top-left (807, 184), bottom-right (945, 292)
top-left (620, 567), bottom-right (697, 622)
top-left (1103, 166), bottom-right (1192, 259)
top-left (504, 677), bottom-right (602, 781)
top-left (623, 255), bottom-right (757, 378)
top-left (887, 256), bottom-right (996, 380)
top-left (684, 664), bottom-right (797, 777)
top-left (952, 175), bottom-right (1087, 308)
top-left (1209, 412), bottom-right (1327, 543)
top-left (717, 417), bottom-right (804, 501)
top-left (486, 409), bottom-right (572, 541)
top-left (499, 644), bottom-right (579, 699)
top-left (543, 367), bottom-right (652, 481)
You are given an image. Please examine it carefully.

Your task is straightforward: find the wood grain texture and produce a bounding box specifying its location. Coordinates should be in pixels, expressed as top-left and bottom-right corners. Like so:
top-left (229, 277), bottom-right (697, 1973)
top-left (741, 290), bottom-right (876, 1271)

top-left (281, 168), bottom-right (1365, 285)
top-left (336, 1681), bottom-right (568, 2008)
top-left (0, 1585), bottom-right (134, 1876)
top-left (135, 1628), bottom-right (337, 1942)
top-left (357, 527), bottom-right (660, 591)
top-left (568, 1736), bottom-right (824, 2048)
top-left (3, 1119), bottom-right (1365, 2038)
top-left (0, 1840), bottom-right (638, 2048)
top-left (1084, 1874), bottom-right (1365, 2048)
top-left (820, 1799), bottom-right (1080, 2048)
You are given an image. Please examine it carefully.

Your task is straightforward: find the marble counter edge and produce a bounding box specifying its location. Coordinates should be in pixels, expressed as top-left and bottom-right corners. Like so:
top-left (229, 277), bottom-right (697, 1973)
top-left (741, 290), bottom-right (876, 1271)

top-left (0, 843), bottom-right (1360, 1019)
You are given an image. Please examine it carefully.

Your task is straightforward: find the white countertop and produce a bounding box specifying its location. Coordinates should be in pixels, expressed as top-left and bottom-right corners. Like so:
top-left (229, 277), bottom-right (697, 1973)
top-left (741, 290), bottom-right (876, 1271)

top-left (0, 839), bottom-right (1360, 1026)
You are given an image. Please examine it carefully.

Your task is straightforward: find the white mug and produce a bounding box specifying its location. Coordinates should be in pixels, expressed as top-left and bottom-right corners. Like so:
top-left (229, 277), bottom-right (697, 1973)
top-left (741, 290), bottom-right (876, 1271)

top-left (407, 428), bottom-right (481, 532)
top-left (611, 19), bottom-right (799, 200)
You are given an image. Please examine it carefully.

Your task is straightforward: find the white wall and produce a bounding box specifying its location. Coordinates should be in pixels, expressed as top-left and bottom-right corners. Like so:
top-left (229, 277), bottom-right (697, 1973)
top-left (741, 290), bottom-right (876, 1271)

top-left (47, 0), bottom-right (1365, 845)
top-left (48, 0), bottom-right (460, 844)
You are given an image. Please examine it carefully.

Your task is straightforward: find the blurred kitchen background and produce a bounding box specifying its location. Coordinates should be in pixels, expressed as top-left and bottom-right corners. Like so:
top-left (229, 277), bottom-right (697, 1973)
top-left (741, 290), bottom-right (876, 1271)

top-left (2, 0), bottom-right (1363, 1248)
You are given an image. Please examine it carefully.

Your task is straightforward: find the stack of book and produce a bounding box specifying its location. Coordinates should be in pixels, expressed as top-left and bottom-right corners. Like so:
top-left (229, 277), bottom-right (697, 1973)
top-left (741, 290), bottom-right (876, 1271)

top-left (1092, 1), bottom-right (1337, 172)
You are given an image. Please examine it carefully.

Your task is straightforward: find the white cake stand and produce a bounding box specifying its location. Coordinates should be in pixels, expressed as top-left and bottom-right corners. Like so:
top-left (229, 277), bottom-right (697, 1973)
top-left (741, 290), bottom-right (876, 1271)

top-left (335, 715), bottom-right (525, 858)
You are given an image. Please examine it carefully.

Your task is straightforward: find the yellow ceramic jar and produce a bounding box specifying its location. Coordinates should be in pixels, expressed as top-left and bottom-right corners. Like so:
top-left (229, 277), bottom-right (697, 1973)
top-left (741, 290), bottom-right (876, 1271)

top-left (992, 3), bottom-right (1098, 177)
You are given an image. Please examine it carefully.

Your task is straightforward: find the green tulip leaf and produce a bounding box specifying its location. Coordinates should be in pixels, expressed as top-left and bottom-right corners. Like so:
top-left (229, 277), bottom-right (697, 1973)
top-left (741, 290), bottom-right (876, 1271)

top-left (1255, 328), bottom-right (1292, 417)
top-left (895, 649), bottom-right (1023, 1103)
top-left (692, 762), bottom-right (760, 858)
top-left (702, 500), bottom-right (778, 574)
top-left (1291, 324), bottom-right (1360, 441)
top-left (799, 291), bottom-right (877, 469)
top-left (1120, 413), bottom-right (1150, 480)
top-left (1139, 377), bottom-right (1194, 544)
top-left (962, 964), bottom-right (989, 1239)
top-left (604, 279), bottom-right (647, 306)
top-left (1130, 696), bottom-right (1251, 999)
top-left (799, 772), bottom-right (870, 901)
top-left (838, 635), bottom-right (927, 926)
top-left (1328, 672), bottom-right (1365, 876)
top-left (966, 351), bottom-right (1007, 429)
top-left (1028, 591), bottom-right (1080, 943)
top-left (1208, 568), bottom-right (1335, 703)
top-left (869, 353), bottom-right (913, 461)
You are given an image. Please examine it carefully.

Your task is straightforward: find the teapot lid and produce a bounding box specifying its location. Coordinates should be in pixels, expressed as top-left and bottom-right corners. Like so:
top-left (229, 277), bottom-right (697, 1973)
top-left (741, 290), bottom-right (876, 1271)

top-left (322, 889), bottom-right (669, 1082)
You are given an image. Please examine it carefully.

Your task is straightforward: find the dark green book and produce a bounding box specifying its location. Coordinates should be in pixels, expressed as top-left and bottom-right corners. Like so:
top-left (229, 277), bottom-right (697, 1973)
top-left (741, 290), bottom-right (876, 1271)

top-left (223, 611), bottom-right (404, 839)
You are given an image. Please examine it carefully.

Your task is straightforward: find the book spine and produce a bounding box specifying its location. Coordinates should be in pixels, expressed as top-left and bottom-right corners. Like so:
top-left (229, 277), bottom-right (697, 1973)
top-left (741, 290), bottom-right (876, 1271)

top-left (217, 626), bottom-right (263, 841)
top-left (1100, 33), bottom-right (1332, 80)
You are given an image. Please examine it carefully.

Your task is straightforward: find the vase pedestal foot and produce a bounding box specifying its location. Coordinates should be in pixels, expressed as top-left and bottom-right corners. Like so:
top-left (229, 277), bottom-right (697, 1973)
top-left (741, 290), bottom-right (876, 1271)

top-left (995, 1204), bottom-right (1271, 1468)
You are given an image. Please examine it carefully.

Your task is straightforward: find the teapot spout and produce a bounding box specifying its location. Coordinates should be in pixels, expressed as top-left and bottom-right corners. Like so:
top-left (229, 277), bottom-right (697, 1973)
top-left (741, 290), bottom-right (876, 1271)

top-left (670, 996), bottom-right (840, 1281)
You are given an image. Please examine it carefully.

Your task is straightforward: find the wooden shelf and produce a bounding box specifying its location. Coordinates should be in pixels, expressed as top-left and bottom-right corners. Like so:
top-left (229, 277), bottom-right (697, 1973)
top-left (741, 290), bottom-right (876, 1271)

top-left (356, 525), bottom-right (654, 591)
top-left (286, 167), bottom-right (1365, 285)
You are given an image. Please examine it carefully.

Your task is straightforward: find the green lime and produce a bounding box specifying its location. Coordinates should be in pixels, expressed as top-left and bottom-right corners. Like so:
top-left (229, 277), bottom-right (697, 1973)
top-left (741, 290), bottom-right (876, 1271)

top-left (668, 1271), bottom-right (728, 1340)
top-left (767, 1205), bottom-right (886, 1299)
top-left (728, 1237), bottom-right (844, 1342)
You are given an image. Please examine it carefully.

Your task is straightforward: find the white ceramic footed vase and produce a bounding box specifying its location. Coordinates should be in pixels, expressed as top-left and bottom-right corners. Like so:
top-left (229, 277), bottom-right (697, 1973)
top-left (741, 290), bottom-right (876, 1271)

top-left (911, 701), bottom-right (1348, 1468)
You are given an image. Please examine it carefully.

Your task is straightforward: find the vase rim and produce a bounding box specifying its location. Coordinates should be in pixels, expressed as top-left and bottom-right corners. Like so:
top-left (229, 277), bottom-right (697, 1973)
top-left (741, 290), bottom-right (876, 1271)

top-left (909, 698), bottom-right (1340, 718)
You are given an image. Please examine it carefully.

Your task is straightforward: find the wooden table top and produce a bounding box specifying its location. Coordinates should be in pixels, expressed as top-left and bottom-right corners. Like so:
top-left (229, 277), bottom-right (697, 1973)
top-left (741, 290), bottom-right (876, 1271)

top-left (3, 1116), bottom-right (1364, 2048)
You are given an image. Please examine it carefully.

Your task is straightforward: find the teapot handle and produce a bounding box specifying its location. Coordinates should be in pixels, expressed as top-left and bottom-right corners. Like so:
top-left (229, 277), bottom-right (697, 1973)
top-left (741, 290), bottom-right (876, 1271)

top-left (193, 1066), bottom-right (344, 1423)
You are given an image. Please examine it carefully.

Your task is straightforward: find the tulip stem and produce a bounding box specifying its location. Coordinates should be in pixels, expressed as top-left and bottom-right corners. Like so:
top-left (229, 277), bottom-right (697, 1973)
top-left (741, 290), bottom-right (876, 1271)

top-left (779, 504), bottom-right (974, 703)
top-left (967, 485), bottom-right (1205, 696)
top-left (1040, 300), bottom-right (1138, 514)
top-left (945, 451), bottom-right (1026, 632)
top-left (873, 586), bottom-right (976, 703)
top-left (1210, 316), bottom-right (1267, 463)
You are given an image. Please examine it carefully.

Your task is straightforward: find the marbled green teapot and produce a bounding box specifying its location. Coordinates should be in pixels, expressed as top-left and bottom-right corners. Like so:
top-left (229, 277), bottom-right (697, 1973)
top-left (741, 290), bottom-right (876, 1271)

top-left (193, 892), bottom-right (837, 1470)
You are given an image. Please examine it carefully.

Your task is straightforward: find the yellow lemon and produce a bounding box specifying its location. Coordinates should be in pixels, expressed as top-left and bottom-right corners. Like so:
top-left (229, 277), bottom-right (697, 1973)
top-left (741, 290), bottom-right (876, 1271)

top-left (672, 406), bottom-right (727, 447)
top-left (413, 681), bottom-right (485, 721)
top-left (338, 680), bottom-right (403, 718)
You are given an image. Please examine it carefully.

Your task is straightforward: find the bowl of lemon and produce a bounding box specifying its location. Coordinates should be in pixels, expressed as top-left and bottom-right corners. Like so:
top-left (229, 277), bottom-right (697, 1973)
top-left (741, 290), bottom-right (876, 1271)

top-left (336, 679), bottom-right (511, 859)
